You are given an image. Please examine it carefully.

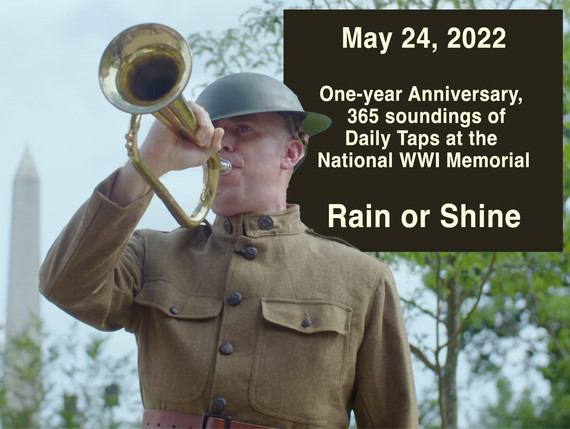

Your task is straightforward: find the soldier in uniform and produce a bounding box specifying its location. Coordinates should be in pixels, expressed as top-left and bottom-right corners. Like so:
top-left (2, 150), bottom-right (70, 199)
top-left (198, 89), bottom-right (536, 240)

top-left (40, 73), bottom-right (418, 428)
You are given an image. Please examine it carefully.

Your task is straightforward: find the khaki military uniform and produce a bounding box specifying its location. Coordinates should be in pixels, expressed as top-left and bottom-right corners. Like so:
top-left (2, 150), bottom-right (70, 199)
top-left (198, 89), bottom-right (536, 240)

top-left (40, 171), bottom-right (418, 428)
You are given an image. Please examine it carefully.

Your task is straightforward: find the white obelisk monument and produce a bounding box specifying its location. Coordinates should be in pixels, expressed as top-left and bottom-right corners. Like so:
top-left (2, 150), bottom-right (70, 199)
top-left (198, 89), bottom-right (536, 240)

top-left (3, 147), bottom-right (41, 426)
top-left (7, 147), bottom-right (41, 338)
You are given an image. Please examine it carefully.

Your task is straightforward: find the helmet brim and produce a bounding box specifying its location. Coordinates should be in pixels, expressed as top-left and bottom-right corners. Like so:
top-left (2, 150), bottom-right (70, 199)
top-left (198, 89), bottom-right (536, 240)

top-left (197, 73), bottom-right (332, 137)
top-left (302, 111), bottom-right (332, 136)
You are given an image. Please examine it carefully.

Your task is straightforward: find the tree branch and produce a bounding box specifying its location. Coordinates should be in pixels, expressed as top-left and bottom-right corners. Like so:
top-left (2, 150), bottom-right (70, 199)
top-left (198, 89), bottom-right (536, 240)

top-left (434, 252), bottom-right (447, 429)
top-left (439, 252), bottom-right (497, 352)
top-left (435, 252), bottom-right (442, 356)
top-left (410, 344), bottom-right (438, 374)
top-left (400, 297), bottom-right (444, 323)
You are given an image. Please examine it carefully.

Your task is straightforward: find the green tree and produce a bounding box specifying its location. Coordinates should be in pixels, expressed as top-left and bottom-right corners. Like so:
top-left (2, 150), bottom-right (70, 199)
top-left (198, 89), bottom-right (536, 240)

top-left (187, 1), bottom-right (569, 427)
top-left (469, 5), bottom-right (570, 427)
top-left (0, 322), bottom-right (141, 428)
top-left (378, 252), bottom-right (499, 428)
top-left (467, 250), bottom-right (570, 428)
top-left (0, 318), bottom-right (42, 428)
top-left (476, 376), bottom-right (548, 428)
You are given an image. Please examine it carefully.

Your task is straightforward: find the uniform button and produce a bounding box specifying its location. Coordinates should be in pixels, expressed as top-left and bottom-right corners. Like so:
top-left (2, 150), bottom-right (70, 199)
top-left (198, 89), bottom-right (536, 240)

top-left (258, 216), bottom-right (274, 230)
top-left (243, 246), bottom-right (258, 260)
top-left (233, 246), bottom-right (258, 260)
top-left (301, 319), bottom-right (312, 328)
top-left (219, 342), bottom-right (234, 356)
top-left (224, 219), bottom-right (233, 234)
top-left (212, 396), bottom-right (227, 412)
top-left (227, 291), bottom-right (243, 306)
top-left (169, 306), bottom-right (179, 315)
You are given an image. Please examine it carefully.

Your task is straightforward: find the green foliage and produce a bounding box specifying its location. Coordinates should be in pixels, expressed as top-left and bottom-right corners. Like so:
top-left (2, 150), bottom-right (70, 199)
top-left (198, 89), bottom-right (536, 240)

top-left (0, 322), bottom-right (140, 429)
top-left (475, 376), bottom-right (548, 428)
top-left (563, 4), bottom-right (570, 206)
top-left (187, 0), bottom-right (567, 88)
top-left (187, 0), bottom-right (286, 89)
top-left (0, 318), bottom-right (43, 429)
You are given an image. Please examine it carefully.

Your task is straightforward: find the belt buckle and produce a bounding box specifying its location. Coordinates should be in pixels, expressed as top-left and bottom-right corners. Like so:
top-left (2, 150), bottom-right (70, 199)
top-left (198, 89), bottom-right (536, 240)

top-left (201, 411), bottom-right (232, 429)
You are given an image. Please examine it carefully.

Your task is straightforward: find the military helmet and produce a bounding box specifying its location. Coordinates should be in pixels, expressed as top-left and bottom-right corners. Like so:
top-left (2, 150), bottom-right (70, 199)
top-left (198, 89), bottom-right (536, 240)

top-left (196, 72), bottom-right (332, 136)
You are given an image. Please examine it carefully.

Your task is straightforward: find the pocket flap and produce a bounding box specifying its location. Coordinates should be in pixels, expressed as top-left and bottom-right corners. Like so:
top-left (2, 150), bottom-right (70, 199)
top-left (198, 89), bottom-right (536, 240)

top-left (261, 298), bottom-right (351, 335)
top-left (135, 280), bottom-right (222, 320)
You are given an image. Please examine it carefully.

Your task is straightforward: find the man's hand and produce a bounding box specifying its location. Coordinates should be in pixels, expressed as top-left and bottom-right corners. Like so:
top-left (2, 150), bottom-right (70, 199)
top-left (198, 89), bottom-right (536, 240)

top-left (109, 101), bottom-right (224, 207)
top-left (139, 101), bottom-right (224, 176)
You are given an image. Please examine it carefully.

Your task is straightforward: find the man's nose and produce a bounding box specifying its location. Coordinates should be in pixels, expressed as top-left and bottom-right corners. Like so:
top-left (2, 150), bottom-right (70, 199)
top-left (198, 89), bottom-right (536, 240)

top-left (220, 132), bottom-right (235, 152)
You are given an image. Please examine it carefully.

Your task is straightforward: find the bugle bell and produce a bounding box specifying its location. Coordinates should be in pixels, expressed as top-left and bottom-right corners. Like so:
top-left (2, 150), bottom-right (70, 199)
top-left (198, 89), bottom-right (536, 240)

top-left (99, 23), bottom-right (231, 228)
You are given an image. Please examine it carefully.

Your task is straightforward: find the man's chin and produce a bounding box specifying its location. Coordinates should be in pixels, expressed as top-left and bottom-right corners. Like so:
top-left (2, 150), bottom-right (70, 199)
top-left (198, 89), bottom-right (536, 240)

top-left (212, 195), bottom-right (243, 218)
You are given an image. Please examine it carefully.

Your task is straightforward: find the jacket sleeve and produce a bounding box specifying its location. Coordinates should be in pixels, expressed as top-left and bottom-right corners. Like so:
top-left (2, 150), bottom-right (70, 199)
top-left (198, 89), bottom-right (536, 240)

top-left (39, 170), bottom-right (153, 332)
top-left (352, 266), bottom-right (419, 428)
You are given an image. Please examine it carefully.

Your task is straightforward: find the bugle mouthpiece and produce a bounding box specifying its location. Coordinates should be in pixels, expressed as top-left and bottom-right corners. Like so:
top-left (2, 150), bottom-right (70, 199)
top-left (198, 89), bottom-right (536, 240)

top-left (220, 158), bottom-right (232, 176)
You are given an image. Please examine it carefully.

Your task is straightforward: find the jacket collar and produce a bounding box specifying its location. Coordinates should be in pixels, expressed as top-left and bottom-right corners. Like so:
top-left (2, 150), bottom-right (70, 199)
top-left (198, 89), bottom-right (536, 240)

top-left (212, 204), bottom-right (306, 239)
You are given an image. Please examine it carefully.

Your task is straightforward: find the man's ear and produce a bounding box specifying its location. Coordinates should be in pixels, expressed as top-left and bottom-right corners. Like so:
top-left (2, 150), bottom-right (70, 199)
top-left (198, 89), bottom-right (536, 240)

top-left (281, 137), bottom-right (305, 170)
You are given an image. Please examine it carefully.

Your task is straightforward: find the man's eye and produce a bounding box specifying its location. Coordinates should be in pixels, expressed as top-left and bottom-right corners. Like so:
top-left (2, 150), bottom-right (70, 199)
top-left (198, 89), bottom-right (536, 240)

top-left (237, 125), bottom-right (252, 133)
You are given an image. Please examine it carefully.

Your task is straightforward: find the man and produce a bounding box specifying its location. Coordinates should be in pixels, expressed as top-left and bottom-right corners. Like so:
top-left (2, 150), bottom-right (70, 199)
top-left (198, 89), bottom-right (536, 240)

top-left (40, 73), bottom-right (418, 428)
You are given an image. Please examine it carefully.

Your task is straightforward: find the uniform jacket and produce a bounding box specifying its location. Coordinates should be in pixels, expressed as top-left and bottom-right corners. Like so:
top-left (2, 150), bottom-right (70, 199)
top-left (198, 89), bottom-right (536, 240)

top-left (40, 171), bottom-right (418, 428)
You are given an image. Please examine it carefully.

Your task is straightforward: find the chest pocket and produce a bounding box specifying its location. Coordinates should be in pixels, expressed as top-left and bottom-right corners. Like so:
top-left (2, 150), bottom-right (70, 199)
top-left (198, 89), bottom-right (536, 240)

top-left (250, 298), bottom-right (352, 426)
top-left (134, 280), bottom-right (223, 404)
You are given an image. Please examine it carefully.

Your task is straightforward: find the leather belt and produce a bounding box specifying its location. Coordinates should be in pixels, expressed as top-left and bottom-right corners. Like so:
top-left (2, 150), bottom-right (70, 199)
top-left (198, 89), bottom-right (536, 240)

top-left (142, 409), bottom-right (274, 429)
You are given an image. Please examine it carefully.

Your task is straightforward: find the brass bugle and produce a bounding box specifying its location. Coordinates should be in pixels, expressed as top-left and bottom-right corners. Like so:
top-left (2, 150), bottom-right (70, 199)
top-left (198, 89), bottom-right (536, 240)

top-left (99, 23), bottom-right (228, 228)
